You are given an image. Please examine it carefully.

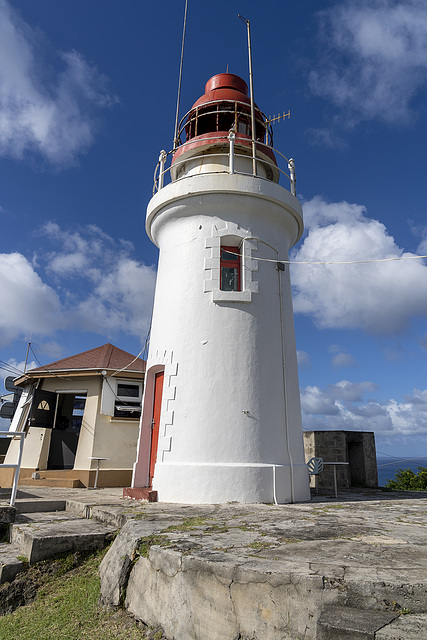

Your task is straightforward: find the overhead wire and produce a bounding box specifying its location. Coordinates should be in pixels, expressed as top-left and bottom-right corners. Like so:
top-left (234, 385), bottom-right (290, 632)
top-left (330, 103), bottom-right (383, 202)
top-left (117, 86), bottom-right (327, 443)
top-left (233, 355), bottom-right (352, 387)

top-left (173, 0), bottom-right (188, 150)
top-left (236, 247), bottom-right (427, 267)
top-left (0, 361), bottom-right (24, 376)
top-left (27, 345), bottom-right (75, 381)
top-left (15, 341), bottom-right (150, 384)
top-left (109, 324), bottom-right (151, 378)
top-left (377, 453), bottom-right (427, 468)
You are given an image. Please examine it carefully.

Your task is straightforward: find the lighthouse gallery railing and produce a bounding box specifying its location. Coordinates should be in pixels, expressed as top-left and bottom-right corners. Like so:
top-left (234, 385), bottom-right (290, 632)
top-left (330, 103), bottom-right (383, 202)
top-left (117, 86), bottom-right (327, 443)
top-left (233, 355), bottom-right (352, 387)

top-left (153, 134), bottom-right (297, 196)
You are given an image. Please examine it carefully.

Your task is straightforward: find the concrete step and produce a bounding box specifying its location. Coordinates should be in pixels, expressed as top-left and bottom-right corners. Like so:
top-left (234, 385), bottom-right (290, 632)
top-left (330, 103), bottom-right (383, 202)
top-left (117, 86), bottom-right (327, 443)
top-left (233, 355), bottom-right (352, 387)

top-left (14, 511), bottom-right (83, 524)
top-left (376, 613), bottom-right (427, 639)
top-left (317, 606), bottom-right (399, 639)
top-left (15, 499), bottom-right (66, 514)
top-left (23, 478), bottom-right (84, 488)
top-left (10, 517), bottom-right (117, 564)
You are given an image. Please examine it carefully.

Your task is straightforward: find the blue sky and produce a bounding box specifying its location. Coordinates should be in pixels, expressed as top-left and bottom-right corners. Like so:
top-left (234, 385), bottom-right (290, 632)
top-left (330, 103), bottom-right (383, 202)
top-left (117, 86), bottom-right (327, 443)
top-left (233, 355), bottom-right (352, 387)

top-left (1, 0), bottom-right (427, 459)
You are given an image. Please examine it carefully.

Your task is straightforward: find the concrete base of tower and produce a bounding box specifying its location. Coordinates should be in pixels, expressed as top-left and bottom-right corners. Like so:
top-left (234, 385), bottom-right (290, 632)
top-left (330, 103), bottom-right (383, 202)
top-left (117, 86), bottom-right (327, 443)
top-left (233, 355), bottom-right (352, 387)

top-left (152, 462), bottom-right (311, 504)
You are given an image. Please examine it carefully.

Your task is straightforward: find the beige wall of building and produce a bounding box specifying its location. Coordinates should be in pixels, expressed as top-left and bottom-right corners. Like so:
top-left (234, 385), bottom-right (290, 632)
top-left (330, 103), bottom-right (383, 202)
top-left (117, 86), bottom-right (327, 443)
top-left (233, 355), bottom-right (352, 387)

top-left (1, 372), bottom-right (142, 487)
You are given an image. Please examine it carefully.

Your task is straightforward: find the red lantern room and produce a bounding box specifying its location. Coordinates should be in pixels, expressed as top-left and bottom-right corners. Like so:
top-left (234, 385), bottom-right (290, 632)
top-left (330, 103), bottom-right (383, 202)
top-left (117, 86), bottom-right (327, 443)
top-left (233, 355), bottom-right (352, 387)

top-left (171, 73), bottom-right (279, 182)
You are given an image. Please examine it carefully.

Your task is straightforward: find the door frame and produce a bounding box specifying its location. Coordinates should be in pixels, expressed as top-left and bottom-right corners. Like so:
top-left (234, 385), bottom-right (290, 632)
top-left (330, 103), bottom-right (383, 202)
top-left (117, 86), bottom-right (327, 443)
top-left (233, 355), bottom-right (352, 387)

top-left (149, 371), bottom-right (164, 487)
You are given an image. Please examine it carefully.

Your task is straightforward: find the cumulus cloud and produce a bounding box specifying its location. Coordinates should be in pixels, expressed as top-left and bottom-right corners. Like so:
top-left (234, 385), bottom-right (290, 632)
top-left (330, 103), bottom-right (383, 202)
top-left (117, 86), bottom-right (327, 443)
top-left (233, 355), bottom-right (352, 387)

top-left (301, 386), bottom-right (340, 416)
top-left (297, 350), bottom-right (311, 368)
top-left (0, 0), bottom-right (116, 166)
top-left (328, 380), bottom-right (377, 402)
top-left (291, 196), bottom-right (427, 334)
top-left (72, 258), bottom-right (156, 338)
top-left (0, 252), bottom-right (63, 345)
top-left (0, 358), bottom-right (36, 384)
top-left (332, 352), bottom-right (357, 368)
top-left (41, 222), bottom-right (157, 340)
top-left (301, 379), bottom-right (427, 437)
top-left (309, 0), bottom-right (427, 129)
top-left (0, 224), bottom-right (156, 347)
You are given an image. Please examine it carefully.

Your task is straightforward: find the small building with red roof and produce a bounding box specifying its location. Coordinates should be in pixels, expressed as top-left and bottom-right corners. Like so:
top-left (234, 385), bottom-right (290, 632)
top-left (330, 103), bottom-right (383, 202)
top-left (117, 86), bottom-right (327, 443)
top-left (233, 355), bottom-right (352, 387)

top-left (0, 344), bottom-right (145, 488)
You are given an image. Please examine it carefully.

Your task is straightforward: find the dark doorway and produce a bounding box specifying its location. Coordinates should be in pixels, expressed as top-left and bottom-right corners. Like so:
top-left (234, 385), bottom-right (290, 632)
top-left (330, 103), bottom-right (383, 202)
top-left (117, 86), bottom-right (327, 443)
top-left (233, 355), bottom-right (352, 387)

top-left (47, 393), bottom-right (86, 469)
top-left (347, 441), bottom-right (366, 486)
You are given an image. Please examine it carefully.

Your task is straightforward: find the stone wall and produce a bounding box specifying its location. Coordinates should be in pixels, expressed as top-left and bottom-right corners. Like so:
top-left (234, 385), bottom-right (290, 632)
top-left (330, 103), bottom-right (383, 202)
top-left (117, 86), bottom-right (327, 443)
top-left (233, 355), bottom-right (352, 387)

top-left (303, 431), bottom-right (378, 493)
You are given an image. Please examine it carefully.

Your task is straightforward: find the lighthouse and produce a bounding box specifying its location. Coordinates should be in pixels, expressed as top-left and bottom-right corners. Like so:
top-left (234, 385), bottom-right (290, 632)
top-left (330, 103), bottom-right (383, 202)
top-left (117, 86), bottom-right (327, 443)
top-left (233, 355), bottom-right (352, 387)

top-left (130, 73), bottom-right (311, 504)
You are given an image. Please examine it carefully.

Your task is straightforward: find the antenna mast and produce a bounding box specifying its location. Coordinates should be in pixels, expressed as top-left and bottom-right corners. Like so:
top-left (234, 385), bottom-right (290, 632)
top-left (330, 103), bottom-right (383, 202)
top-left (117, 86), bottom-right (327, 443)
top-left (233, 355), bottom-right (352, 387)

top-left (24, 334), bottom-right (32, 374)
top-left (238, 15), bottom-right (257, 176)
top-left (173, 0), bottom-right (189, 151)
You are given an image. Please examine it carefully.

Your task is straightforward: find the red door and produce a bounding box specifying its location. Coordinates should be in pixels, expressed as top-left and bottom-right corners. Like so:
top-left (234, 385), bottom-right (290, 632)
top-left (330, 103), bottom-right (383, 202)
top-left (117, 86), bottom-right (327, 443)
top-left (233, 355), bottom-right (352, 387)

top-left (149, 371), bottom-right (164, 487)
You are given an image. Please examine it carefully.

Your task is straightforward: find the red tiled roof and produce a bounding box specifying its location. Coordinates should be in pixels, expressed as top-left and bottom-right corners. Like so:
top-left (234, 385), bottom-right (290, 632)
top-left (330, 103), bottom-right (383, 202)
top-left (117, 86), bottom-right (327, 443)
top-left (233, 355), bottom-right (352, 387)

top-left (28, 343), bottom-right (145, 375)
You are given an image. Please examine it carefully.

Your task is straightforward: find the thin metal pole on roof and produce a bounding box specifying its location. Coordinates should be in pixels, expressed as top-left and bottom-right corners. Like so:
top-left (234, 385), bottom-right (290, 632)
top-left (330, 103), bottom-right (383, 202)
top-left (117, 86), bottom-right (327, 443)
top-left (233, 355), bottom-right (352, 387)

top-left (23, 334), bottom-right (32, 374)
top-left (173, 0), bottom-right (189, 151)
top-left (238, 15), bottom-right (257, 176)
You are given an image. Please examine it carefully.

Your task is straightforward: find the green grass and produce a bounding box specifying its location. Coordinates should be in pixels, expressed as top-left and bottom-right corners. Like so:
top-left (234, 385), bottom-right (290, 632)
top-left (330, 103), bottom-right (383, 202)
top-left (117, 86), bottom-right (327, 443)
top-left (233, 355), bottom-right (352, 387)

top-left (138, 535), bottom-right (170, 558)
top-left (0, 548), bottom-right (150, 640)
top-left (163, 516), bottom-right (209, 532)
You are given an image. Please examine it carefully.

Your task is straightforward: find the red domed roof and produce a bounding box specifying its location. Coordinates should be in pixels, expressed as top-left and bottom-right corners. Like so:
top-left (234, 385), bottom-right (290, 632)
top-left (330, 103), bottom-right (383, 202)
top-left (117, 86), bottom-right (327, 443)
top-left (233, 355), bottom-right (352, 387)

top-left (191, 73), bottom-right (253, 110)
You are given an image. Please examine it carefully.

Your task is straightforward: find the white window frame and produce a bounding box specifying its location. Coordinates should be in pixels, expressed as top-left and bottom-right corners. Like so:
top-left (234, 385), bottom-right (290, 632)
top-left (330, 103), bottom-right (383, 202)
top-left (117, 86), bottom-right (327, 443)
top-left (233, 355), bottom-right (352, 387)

top-left (114, 380), bottom-right (143, 418)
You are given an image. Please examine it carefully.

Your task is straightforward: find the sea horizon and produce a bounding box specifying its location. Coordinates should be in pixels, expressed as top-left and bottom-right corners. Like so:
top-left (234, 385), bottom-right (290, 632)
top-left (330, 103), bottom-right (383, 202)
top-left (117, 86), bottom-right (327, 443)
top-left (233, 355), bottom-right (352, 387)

top-left (376, 456), bottom-right (427, 487)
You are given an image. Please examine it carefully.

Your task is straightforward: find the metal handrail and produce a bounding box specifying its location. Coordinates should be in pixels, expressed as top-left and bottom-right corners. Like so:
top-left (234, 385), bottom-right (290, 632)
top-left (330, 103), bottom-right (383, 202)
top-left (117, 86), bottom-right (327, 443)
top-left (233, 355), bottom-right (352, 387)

top-left (153, 132), bottom-right (296, 196)
top-left (0, 431), bottom-right (25, 506)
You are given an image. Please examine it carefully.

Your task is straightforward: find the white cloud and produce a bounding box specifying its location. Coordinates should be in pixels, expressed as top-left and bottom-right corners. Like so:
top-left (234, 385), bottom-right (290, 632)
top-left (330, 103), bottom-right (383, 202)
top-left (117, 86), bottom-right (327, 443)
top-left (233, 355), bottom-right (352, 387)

top-left (0, 0), bottom-right (116, 166)
top-left (0, 223), bottom-right (156, 347)
top-left (301, 379), bottom-right (427, 437)
top-left (291, 196), bottom-right (427, 334)
top-left (332, 352), bottom-right (356, 368)
top-left (297, 350), bottom-right (311, 368)
top-left (0, 358), bottom-right (36, 384)
top-left (72, 258), bottom-right (156, 338)
top-left (309, 0), bottom-right (427, 128)
top-left (301, 386), bottom-right (340, 416)
top-left (328, 380), bottom-right (377, 402)
top-left (41, 223), bottom-right (156, 340)
top-left (0, 252), bottom-right (63, 345)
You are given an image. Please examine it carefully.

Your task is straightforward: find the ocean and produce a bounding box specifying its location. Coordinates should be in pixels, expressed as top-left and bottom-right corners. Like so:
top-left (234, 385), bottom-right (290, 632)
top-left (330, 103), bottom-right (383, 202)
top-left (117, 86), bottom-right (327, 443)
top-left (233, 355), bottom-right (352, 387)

top-left (377, 456), bottom-right (427, 487)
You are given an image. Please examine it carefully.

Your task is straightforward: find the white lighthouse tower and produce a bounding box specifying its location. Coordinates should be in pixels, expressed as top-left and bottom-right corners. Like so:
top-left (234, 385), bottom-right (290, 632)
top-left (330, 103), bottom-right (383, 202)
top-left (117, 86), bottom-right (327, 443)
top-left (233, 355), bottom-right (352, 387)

top-left (130, 73), bottom-right (310, 504)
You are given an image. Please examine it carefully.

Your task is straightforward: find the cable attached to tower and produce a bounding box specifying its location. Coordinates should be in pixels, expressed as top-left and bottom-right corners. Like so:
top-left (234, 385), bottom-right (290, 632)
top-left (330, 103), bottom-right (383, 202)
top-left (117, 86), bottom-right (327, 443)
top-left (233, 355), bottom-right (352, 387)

top-left (173, 0), bottom-right (189, 151)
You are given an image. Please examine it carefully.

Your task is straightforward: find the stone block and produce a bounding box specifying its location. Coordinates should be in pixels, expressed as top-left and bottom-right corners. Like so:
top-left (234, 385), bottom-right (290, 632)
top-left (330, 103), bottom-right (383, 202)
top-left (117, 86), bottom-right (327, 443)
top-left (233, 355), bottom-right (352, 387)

top-left (317, 606), bottom-right (398, 639)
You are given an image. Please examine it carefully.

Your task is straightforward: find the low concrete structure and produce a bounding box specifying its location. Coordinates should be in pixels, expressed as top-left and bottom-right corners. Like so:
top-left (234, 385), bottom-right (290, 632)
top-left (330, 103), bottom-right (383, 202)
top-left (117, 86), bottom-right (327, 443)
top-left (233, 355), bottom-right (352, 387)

top-left (304, 430), bottom-right (378, 493)
top-left (0, 344), bottom-right (145, 488)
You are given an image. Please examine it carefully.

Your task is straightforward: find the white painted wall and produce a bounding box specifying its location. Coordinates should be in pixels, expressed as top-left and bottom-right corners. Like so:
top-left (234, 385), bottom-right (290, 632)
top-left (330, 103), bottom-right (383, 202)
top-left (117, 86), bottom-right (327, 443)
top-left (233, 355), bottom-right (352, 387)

top-left (133, 165), bottom-right (310, 504)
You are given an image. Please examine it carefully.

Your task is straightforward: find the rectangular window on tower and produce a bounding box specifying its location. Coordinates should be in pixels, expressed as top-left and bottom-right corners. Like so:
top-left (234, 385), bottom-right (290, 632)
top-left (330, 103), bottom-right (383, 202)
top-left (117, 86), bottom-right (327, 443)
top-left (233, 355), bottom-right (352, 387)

top-left (220, 246), bottom-right (241, 291)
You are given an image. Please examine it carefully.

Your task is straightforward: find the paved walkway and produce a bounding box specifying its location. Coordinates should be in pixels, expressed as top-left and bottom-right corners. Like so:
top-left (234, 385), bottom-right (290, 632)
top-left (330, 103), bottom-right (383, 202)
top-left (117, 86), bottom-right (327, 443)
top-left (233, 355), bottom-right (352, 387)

top-left (1, 486), bottom-right (427, 638)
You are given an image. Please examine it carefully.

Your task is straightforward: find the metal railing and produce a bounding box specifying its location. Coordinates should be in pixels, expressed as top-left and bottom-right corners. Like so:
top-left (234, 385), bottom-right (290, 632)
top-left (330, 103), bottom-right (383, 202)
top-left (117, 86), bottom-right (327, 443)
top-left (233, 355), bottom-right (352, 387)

top-left (0, 431), bottom-right (25, 506)
top-left (153, 131), bottom-right (297, 196)
top-left (175, 99), bottom-right (274, 148)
